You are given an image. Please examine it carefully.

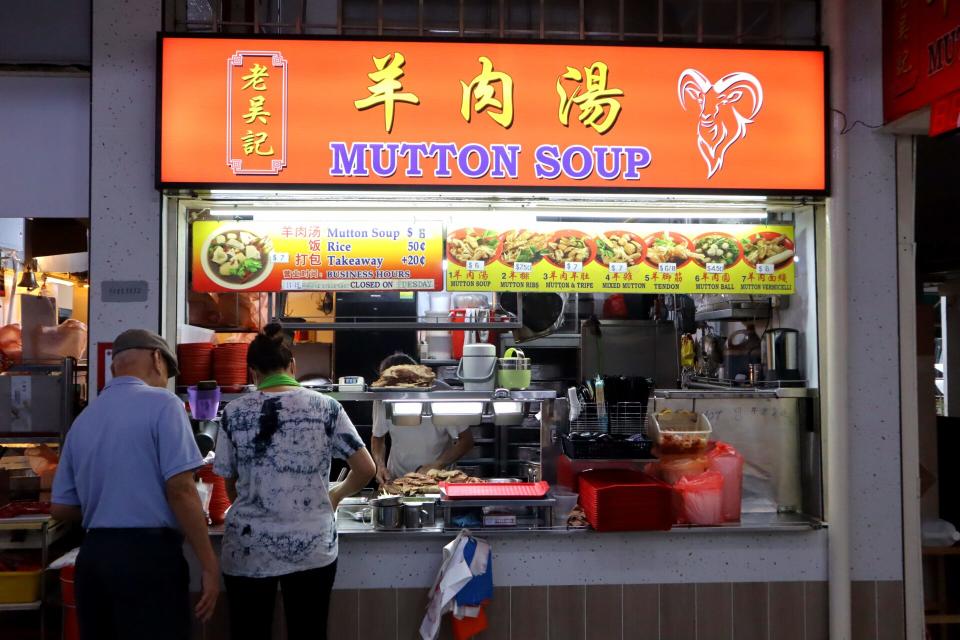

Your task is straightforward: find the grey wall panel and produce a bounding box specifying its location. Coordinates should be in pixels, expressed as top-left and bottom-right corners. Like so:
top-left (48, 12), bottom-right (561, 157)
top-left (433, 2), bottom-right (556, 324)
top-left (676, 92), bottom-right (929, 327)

top-left (0, 1), bottom-right (91, 65)
top-left (0, 75), bottom-right (90, 219)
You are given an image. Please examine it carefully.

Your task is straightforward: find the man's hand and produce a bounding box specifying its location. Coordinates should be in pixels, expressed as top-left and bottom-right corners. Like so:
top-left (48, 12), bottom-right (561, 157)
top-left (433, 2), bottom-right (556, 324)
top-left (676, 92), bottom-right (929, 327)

top-left (375, 465), bottom-right (393, 485)
top-left (165, 470), bottom-right (221, 622)
top-left (416, 462), bottom-right (442, 474)
top-left (195, 564), bottom-right (220, 622)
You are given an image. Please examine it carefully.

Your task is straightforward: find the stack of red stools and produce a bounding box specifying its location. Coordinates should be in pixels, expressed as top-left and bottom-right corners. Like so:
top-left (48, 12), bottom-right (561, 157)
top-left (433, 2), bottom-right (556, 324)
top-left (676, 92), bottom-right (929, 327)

top-left (176, 343), bottom-right (215, 386)
top-left (212, 342), bottom-right (249, 389)
top-left (577, 469), bottom-right (675, 532)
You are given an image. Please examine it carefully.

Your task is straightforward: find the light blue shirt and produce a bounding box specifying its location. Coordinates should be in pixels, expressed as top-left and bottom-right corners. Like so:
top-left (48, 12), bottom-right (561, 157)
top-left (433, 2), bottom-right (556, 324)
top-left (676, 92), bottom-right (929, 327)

top-left (52, 376), bottom-right (203, 529)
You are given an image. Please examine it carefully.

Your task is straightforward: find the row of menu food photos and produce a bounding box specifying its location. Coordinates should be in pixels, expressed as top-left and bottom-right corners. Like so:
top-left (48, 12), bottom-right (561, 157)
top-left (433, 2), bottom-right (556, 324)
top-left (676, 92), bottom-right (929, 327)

top-left (191, 221), bottom-right (795, 296)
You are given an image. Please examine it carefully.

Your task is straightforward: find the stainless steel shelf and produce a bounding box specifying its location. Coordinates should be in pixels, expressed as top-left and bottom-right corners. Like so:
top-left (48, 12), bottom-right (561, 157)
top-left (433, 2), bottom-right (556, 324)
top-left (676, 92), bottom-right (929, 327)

top-left (4, 359), bottom-right (88, 373)
top-left (0, 435), bottom-right (61, 445)
top-left (695, 302), bottom-right (771, 322)
top-left (441, 497), bottom-right (556, 508)
top-left (178, 388), bottom-right (557, 403)
top-left (657, 387), bottom-right (816, 399)
top-left (0, 601), bottom-right (42, 612)
top-left (502, 334), bottom-right (581, 349)
top-left (280, 320), bottom-right (521, 331)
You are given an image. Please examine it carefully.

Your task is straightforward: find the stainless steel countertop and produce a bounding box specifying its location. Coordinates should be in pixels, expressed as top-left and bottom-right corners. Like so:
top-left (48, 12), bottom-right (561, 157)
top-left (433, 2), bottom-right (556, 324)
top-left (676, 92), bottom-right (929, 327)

top-left (207, 512), bottom-right (822, 538)
top-left (655, 387), bottom-right (818, 399)
top-left (329, 389), bottom-right (558, 402)
top-left (179, 388), bottom-right (558, 403)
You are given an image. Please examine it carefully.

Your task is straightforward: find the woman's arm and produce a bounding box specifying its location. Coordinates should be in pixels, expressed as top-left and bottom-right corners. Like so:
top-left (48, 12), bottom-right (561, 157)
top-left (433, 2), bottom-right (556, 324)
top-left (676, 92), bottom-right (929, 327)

top-left (329, 447), bottom-right (376, 509)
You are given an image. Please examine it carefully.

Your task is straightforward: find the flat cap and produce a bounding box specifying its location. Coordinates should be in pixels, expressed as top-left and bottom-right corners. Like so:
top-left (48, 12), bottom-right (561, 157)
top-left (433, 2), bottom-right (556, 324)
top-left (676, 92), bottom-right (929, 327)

top-left (112, 329), bottom-right (180, 377)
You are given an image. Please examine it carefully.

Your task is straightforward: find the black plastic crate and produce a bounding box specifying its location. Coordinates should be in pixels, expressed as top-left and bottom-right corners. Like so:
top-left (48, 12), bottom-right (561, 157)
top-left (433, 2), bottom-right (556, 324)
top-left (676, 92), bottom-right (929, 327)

top-left (561, 434), bottom-right (653, 460)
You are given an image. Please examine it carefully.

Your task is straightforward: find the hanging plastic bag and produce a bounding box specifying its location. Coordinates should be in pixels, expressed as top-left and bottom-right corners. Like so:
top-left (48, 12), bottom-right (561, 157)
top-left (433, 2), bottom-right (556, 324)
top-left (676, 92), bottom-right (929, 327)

top-left (707, 442), bottom-right (744, 522)
top-left (680, 334), bottom-right (696, 368)
top-left (675, 471), bottom-right (724, 525)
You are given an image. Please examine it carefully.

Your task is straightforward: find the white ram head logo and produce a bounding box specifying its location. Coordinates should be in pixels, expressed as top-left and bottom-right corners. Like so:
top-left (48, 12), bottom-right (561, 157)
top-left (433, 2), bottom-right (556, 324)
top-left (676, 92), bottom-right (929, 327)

top-left (677, 69), bottom-right (764, 178)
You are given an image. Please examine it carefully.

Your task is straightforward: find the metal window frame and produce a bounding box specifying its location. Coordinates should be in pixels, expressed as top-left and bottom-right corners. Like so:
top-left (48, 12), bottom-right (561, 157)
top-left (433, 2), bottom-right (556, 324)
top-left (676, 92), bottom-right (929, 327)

top-left (168, 0), bottom-right (821, 45)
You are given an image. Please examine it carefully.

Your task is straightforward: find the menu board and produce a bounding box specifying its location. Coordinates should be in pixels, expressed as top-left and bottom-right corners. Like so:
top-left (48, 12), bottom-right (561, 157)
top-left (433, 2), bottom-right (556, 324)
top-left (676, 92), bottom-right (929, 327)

top-left (445, 224), bottom-right (795, 295)
top-left (192, 220), bottom-right (444, 293)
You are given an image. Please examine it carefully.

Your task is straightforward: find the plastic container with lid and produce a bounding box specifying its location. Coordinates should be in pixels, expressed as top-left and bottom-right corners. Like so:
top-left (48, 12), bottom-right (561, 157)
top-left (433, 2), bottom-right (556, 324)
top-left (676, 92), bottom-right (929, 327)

top-left (650, 410), bottom-right (712, 455)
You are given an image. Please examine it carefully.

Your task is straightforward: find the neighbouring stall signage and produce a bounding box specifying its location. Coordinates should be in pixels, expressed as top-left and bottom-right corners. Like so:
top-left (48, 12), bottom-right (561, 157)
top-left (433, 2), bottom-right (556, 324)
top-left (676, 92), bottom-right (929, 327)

top-left (191, 220), bottom-right (444, 293)
top-left (160, 37), bottom-right (827, 193)
top-left (883, 0), bottom-right (960, 124)
top-left (445, 224), bottom-right (795, 295)
top-left (930, 86), bottom-right (960, 135)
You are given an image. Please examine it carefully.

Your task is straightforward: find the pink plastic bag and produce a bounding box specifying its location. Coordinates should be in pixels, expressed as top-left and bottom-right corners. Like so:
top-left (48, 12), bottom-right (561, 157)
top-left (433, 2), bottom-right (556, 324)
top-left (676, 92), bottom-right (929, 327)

top-left (658, 454), bottom-right (710, 485)
top-left (708, 442), bottom-right (744, 522)
top-left (675, 471), bottom-right (724, 525)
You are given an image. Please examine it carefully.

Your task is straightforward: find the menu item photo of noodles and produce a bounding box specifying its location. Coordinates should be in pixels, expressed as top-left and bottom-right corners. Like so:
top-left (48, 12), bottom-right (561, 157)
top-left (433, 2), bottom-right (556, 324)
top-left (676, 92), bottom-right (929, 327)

top-left (544, 231), bottom-right (593, 267)
top-left (499, 229), bottom-right (550, 265)
top-left (447, 227), bottom-right (502, 265)
top-left (594, 231), bottom-right (645, 266)
top-left (644, 231), bottom-right (701, 267)
top-left (741, 232), bottom-right (795, 269)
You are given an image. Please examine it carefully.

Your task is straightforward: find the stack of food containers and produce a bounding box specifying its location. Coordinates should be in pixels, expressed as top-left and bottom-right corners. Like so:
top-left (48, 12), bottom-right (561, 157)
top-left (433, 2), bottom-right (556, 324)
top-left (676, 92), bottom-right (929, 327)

top-left (212, 342), bottom-right (249, 388)
top-left (648, 410), bottom-right (744, 525)
top-left (577, 469), bottom-right (674, 531)
top-left (176, 343), bottom-right (215, 386)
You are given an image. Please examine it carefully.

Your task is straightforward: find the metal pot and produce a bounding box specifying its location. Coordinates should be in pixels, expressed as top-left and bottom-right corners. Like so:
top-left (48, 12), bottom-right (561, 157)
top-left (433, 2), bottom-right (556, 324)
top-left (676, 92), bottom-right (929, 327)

top-left (401, 499), bottom-right (438, 528)
top-left (370, 496), bottom-right (403, 530)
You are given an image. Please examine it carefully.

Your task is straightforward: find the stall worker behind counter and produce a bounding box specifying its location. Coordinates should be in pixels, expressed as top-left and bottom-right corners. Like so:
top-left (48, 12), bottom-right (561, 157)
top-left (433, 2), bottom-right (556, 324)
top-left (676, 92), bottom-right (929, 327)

top-left (371, 353), bottom-right (475, 484)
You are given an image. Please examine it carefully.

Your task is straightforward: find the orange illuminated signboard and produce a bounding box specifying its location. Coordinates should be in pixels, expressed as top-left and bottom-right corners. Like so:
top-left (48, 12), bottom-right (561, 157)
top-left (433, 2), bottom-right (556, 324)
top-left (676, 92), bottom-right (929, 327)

top-left (160, 36), bottom-right (827, 194)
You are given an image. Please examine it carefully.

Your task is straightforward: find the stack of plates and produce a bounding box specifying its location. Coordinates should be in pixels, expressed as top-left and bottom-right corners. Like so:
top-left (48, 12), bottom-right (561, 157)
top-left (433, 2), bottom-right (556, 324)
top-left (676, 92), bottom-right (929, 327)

top-left (177, 343), bottom-right (215, 387)
top-left (213, 342), bottom-right (249, 388)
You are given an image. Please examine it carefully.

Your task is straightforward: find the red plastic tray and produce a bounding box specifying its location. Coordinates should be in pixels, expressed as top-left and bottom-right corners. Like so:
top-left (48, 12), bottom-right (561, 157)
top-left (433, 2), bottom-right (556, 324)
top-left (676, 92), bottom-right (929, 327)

top-left (0, 501), bottom-right (50, 519)
top-left (440, 481), bottom-right (550, 499)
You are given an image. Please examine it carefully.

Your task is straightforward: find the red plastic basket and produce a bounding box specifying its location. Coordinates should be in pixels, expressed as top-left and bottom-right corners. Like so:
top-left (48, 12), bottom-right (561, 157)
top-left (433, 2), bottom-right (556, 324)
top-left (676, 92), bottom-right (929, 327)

top-left (440, 480), bottom-right (550, 499)
top-left (577, 470), bottom-right (674, 532)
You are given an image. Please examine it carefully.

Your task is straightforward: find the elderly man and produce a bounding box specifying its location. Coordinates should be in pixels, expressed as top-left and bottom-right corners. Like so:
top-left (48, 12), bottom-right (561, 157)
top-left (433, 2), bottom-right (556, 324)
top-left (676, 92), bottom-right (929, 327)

top-left (52, 329), bottom-right (219, 640)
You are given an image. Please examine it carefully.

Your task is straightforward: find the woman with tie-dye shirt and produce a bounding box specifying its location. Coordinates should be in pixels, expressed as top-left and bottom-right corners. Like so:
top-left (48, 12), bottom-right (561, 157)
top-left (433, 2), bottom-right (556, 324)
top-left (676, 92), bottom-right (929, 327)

top-left (214, 324), bottom-right (376, 640)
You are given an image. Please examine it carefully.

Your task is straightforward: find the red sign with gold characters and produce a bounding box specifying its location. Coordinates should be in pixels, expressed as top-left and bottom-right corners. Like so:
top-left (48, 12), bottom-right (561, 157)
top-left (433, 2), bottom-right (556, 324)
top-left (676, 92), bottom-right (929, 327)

top-left (160, 36), bottom-right (827, 194)
top-left (191, 220), bottom-right (444, 293)
top-left (883, 0), bottom-right (960, 123)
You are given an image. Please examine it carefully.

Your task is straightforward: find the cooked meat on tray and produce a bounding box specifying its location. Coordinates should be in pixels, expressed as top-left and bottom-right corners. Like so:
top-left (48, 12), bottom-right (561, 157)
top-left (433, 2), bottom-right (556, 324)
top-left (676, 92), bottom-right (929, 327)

top-left (371, 364), bottom-right (437, 388)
